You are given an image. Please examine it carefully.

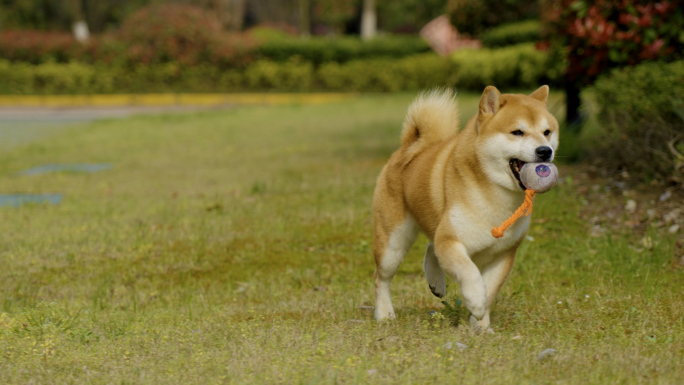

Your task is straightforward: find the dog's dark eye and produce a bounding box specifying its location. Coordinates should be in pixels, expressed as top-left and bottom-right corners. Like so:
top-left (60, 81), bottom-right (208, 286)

top-left (511, 130), bottom-right (524, 136)
top-left (544, 129), bottom-right (551, 136)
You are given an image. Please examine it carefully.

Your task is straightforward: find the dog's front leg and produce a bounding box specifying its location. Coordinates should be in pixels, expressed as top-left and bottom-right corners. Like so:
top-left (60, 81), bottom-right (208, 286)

top-left (481, 250), bottom-right (516, 314)
top-left (433, 234), bottom-right (489, 332)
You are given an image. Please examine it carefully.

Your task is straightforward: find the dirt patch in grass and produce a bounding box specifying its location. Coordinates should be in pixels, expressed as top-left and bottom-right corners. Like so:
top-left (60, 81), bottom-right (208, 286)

top-left (565, 163), bottom-right (684, 267)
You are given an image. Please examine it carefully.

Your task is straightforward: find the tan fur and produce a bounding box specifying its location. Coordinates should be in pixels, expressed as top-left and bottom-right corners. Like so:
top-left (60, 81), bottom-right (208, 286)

top-left (400, 89), bottom-right (460, 166)
top-left (372, 86), bottom-right (559, 332)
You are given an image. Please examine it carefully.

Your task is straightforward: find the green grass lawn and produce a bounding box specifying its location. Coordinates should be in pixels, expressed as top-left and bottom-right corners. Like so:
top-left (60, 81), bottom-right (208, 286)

top-left (0, 93), bottom-right (682, 384)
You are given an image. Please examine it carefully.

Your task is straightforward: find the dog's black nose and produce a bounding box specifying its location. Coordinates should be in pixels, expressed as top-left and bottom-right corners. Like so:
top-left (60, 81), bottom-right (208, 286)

top-left (535, 146), bottom-right (553, 161)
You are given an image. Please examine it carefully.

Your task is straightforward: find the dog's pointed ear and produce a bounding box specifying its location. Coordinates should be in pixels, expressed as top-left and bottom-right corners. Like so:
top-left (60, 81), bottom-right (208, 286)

top-left (479, 86), bottom-right (502, 116)
top-left (529, 85), bottom-right (549, 105)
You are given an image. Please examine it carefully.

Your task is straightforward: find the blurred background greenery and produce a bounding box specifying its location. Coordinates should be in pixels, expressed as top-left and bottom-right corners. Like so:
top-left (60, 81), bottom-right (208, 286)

top-left (0, 0), bottom-right (682, 182)
top-left (0, 3), bottom-right (682, 382)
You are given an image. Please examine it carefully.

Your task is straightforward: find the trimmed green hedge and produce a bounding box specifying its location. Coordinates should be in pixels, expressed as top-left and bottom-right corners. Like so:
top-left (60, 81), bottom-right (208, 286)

top-left (0, 44), bottom-right (553, 94)
top-left (481, 20), bottom-right (541, 48)
top-left (592, 60), bottom-right (684, 181)
top-left (0, 54), bottom-right (450, 94)
top-left (450, 43), bottom-right (551, 90)
top-left (255, 36), bottom-right (431, 65)
top-left (0, 60), bottom-right (111, 94)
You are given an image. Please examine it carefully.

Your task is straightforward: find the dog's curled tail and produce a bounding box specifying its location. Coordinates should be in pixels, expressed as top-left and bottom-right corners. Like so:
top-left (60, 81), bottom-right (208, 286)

top-left (400, 88), bottom-right (459, 164)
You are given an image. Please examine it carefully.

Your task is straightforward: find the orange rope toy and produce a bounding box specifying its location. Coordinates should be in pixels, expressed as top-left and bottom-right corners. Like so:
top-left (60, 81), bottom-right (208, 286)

top-left (491, 189), bottom-right (536, 238)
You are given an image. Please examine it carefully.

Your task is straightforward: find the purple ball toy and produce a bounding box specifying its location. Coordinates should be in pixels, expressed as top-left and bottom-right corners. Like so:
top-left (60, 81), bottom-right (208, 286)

top-left (520, 162), bottom-right (558, 193)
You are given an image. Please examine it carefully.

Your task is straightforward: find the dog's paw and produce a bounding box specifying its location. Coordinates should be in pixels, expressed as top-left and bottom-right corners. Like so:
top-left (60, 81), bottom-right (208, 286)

top-left (374, 310), bottom-right (396, 322)
top-left (469, 315), bottom-right (491, 334)
top-left (428, 283), bottom-right (445, 298)
top-left (374, 301), bottom-right (396, 321)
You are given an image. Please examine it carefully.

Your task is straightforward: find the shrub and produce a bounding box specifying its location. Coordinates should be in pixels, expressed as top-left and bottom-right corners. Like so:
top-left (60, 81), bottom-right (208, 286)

top-left (0, 30), bottom-right (82, 64)
top-left (0, 28), bottom-right (430, 72)
top-left (592, 60), bottom-right (684, 181)
top-left (397, 54), bottom-right (458, 90)
top-left (0, 47), bottom-right (554, 94)
top-left (317, 60), bottom-right (400, 92)
top-left (244, 57), bottom-right (314, 91)
top-left (317, 54), bottom-right (455, 92)
top-left (481, 20), bottom-right (542, 48)
top-left (246, 24), bottom-right (299, 43)
top-left (0, 60), bottom-right (114, 94)
top-left (32, 61), bottom-right (101, 94)
top-left (0, 54), bottom-right (453, 94)
top-left (451, 43), bottom-right (551, 90)
top-left (542, 0), bottom-right (684, 86)
top-left (0, 60), bottom-right (34, 93)
top-left (117, 3), bottom-right (254, 68)
top-left (118, 3), bottom-right (222, 65)
top-left (255, 36), bottom-right (431, 65)
top-left (447, 0), bottom-right (539, 37)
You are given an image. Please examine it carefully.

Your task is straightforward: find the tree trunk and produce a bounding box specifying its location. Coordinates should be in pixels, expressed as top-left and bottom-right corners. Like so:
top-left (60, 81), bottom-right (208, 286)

top-left (247, 0), bottom-right (299, 28)
top-left (565, 78), bottom-right (582, 128)
top-left (70, 0), bottom-right (89, 43)
top-left (225, 0), bottom-right (247, 31)
top-left (361, 0), bottom-right (376, 40)
top-left (204, 0), bottom-right (246, 31)
top-left (298, 0), bottom-right (310, 37)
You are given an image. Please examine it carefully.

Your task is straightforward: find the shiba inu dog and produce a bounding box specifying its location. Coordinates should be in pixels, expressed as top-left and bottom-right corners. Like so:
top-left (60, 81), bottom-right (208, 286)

top-left (372, 86), bottom-right (559, 332)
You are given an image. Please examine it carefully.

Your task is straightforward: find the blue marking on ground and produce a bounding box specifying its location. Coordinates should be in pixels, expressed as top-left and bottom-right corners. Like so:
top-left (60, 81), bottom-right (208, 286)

top-left (0, 194), bottom-right (62, 207)
top-left (20, 163), bottom-right (112, 176)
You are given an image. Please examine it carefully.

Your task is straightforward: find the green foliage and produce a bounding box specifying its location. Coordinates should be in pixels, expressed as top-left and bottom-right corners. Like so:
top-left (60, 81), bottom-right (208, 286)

top-left (246, 25), bottom-right (298, 43)
top-left (0, 54), bottom-right (452, 94)
top-left (244, 58), bottom-right (315, 91)
top-left (0, 60), bottom-right (114, 94)
top-left (377, 0), bottom-right (447, 33)
top-left (592, 60), bottom-right (684, 181)
top-left (0, 29), bottom-right (428, 72)
top-left (117, 3), bottom-right (254, 67)
top-left (0, 30), bottom-right (83, 64)
top-left (255, 35), bottom-right (431, 65)
top-left (542, 0), bottom-right (684, 86)
top-left (316, 54), bottom-right (455, 92)
top-left (312, 0), bottom-right (357, 34)
top-left (0, 0), bottom-right (73, 31)
top-left (451, 43), bottom-right (551, 90)
top-left (0, 0), bottom-right (150, 32)
top-left (0, 60), bottom-right (33, 94)
top-left (0, 44), bottom-right (558, 94)
top-left (481, 20), bottom-right (542, 48)
top-left (447, 0), bottom-right (539, 36)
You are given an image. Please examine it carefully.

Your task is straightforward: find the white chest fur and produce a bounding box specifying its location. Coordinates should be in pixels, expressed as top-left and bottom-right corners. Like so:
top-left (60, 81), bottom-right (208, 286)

top-left (447, 203), bottom-right (529, 265)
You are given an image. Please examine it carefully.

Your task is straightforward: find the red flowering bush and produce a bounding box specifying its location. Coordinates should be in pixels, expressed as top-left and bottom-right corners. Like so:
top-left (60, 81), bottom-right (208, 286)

top-left (117, 3), bottom-right (254, 68)
top-left (542, 0), bottom-right (684, 85)
top-left (0, 30), bottom-right (83, 64)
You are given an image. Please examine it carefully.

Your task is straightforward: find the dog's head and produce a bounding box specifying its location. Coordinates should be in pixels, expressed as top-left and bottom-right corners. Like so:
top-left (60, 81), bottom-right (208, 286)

top-left (475, 85), bottom-right (559, 192)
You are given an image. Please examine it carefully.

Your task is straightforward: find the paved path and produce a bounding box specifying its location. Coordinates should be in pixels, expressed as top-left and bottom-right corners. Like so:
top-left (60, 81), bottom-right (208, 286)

top-left (0, 93), bottom-right (357, 151)
top-left (0, 105), bottom-right (226, 151)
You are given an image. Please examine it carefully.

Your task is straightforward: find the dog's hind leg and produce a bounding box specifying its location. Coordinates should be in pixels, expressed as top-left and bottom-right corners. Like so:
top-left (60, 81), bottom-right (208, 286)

top-left (374, 215), bottom-right (418, 321)
top-left (423, 242), bottom-right (446, 298)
